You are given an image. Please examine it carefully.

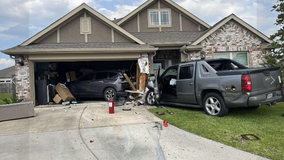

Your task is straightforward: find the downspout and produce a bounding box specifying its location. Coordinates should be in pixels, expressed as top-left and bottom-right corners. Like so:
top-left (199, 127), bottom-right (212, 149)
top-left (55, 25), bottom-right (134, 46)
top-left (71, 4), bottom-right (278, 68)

top-left (180, 45), bottom-right (191, 61)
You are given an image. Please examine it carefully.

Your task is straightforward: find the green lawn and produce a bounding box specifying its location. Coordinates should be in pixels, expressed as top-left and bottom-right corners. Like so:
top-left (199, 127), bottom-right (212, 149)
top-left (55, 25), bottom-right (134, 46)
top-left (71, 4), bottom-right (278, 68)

top-left (150, 104), bottom-right (284, 160)
top-left (0, 93), bottom-right (12, 105)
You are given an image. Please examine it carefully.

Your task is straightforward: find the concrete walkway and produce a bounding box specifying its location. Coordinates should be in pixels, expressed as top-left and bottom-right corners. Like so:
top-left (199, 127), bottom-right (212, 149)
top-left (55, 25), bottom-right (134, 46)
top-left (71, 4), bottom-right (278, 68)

top-left (0, 102), bottom-right (269, 160)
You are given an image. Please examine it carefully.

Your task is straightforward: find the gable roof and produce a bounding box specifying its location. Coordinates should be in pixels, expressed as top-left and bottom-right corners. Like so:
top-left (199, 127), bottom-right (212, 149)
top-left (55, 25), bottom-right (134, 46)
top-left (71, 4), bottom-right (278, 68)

top-left (0, 66), bottom-right (15, 78)
top-left (117, 0), bottom-right (210, 29)
top-left (21, 3), bottom-right (145, 46)
top-left (191, 14), bottom-right (273, 45)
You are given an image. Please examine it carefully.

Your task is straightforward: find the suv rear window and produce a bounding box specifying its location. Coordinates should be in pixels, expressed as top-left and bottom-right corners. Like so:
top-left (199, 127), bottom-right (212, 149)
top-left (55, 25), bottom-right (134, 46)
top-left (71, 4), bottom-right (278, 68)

top-left (109, 72), bottom-right (118, 79)
top-left (95, 72), bottom-right (107, 80)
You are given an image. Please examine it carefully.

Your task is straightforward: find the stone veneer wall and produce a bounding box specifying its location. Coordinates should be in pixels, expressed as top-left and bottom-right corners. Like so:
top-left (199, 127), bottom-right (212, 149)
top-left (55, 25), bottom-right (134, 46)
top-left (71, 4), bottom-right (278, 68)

top-left (188, 20), bottom-right (269, 67)
top-left (15, 55), bottom-right (31, 101)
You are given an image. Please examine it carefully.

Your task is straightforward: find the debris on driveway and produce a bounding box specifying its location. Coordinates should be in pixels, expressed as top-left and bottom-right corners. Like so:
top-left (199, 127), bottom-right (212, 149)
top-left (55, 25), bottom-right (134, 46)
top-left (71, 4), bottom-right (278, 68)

top-left (156, 112), bottom-right (165, 116)
top-left (167, 110), bottom-right (174, 115)
top-left (241, 134), bottom-right (261, 141)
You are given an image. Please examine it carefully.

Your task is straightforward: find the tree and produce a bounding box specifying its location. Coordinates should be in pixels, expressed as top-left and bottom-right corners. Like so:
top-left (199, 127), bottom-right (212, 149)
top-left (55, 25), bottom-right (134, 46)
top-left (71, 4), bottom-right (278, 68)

top-left (263, 0), bottom-right (284, 71)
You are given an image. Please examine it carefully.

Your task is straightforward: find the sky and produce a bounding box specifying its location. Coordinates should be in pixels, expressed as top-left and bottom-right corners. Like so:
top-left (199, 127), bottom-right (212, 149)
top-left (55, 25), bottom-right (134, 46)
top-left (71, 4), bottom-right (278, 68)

top-left (0, 0), bottom-right (280, 70)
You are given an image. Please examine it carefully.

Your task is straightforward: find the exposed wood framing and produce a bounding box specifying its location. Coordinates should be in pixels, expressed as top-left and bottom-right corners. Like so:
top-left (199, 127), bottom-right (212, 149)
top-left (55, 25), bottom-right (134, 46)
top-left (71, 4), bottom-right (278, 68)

top-left (140, 73), bottom-right (147, 92)
top-left (136, 63), bottom-right (140, 90)
top-left (124, 74), bottom-right (136, 90)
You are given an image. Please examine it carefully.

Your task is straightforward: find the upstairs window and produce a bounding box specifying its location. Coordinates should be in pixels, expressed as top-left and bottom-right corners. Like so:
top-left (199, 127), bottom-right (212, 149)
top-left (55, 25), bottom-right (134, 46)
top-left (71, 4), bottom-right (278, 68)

top-left (148, 9), bottom-right (171, 27)
top-left (160, 11), bottom-right (169, 25)
top-left (150, 11), bottom-right (159, 25)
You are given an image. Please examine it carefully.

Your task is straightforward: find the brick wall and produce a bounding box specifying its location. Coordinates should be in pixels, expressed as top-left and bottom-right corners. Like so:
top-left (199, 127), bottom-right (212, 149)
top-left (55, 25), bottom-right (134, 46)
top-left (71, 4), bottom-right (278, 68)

top-left (188, 20), bottom-right (268, 67)
top-left (15, 55), bottom-right (31, 101)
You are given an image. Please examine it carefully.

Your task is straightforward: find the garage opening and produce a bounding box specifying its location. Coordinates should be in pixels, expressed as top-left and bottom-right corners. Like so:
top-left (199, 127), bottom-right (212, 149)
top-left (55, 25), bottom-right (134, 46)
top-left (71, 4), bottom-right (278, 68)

top-left (34, 61), bottom-right (137, 105)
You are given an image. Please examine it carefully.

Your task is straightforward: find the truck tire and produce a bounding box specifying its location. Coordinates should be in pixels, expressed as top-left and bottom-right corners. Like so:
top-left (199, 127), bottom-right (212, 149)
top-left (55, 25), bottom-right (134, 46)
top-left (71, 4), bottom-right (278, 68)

top-left (203, 92), bottom-right (229, 117)
top-left (145, 89), bottom-right (156, 105)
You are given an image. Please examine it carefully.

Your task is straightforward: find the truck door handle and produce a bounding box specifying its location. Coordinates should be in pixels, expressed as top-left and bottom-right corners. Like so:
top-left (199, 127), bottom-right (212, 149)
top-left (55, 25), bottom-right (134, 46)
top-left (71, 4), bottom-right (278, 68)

top-left (187, 82), bottom-right (193, 85)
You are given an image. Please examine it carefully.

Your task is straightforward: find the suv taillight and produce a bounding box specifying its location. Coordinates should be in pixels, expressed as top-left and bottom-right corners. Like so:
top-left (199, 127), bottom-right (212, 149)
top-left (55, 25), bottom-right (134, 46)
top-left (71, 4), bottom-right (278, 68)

top-left (241, 74), bottom-right (251, 92)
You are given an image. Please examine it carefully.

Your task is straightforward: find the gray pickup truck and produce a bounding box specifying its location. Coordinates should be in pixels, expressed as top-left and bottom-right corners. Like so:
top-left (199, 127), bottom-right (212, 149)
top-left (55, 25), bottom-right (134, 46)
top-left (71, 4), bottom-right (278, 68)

top-left (146, 59), bottom-right (283, 117)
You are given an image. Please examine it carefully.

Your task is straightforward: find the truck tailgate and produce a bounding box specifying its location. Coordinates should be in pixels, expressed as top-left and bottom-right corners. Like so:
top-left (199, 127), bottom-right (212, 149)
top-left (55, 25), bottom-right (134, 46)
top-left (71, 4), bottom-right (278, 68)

top-left (249, 67), bottom-right (282, 95)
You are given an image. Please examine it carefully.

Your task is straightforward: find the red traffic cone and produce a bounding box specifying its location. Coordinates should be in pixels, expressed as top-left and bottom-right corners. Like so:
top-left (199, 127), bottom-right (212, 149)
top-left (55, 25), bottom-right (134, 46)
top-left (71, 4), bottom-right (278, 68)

top-left (163, 120), bottom-right (168, 127)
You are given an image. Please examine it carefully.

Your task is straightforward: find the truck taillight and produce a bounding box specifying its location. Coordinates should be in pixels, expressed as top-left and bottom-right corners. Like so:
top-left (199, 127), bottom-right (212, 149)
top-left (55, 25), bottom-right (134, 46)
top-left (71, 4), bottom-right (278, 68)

top-left (241, 74), bottom-right (251, 92)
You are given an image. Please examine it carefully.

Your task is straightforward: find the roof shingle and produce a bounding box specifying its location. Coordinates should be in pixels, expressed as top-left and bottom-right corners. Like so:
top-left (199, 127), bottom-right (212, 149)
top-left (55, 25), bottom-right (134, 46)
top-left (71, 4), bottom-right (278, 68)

top-left (131, 31), bottom-right (206, 44)
top-left (4, 43), bottom-right (155, 51)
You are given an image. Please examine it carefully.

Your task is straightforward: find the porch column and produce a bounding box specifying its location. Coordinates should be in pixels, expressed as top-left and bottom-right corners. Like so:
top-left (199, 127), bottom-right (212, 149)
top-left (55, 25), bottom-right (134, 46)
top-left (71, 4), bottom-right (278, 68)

top-left (28, 61), bottom-right (35, 105)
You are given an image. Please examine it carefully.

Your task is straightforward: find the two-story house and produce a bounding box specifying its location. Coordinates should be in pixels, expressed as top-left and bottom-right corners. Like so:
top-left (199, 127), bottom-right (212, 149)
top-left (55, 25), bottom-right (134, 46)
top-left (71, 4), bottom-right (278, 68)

top-left (1, 0), bottom-right (273, 105)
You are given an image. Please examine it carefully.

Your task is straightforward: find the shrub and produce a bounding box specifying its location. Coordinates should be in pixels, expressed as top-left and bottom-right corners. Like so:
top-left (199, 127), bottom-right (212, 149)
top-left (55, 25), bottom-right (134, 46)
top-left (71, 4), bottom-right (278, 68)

top-left (2, 98), bottom-right (23, 104)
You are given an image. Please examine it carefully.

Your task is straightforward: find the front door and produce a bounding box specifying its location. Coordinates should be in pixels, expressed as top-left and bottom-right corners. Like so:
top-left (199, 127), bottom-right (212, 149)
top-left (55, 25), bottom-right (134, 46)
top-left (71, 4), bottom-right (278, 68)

top-left (176, 63), bottom-right (197, 104)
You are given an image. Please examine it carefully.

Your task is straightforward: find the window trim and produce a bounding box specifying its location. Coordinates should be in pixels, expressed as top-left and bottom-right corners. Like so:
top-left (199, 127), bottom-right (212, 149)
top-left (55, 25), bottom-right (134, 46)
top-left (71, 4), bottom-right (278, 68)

top-left (148, 9), bottom-right (172, 28)
top-left (214, 52), bottom-right (249, 66)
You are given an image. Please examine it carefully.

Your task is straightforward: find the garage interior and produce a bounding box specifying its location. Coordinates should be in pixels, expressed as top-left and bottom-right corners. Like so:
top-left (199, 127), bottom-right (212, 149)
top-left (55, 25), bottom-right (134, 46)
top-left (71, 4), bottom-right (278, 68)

top-left (32, 50), bottom-right (180, 106)
top-left (34, 60), bottom-right (137, 105)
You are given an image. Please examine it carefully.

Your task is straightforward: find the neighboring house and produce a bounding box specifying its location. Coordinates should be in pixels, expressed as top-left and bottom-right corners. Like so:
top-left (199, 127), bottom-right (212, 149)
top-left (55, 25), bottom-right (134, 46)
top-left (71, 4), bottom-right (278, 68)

top-left (0, 66), bottom-right (15, 94)
top-left (1, 0), bottom-right (273, 105)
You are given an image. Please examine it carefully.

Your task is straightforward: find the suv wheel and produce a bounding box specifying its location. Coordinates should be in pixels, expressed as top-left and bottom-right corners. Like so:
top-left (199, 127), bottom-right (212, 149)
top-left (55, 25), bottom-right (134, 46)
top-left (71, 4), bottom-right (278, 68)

top-left (145, 89), bottom-right (156, 105)
top-left (104, 87), bottom-right (117, 101)
top-left (203, 92), bottom-right (229, 117)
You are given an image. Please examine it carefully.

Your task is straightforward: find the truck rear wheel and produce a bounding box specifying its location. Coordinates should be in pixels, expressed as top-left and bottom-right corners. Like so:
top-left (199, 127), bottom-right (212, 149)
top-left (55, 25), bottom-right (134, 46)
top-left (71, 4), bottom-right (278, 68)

top-left (203, 92), bottom-right (229, 117)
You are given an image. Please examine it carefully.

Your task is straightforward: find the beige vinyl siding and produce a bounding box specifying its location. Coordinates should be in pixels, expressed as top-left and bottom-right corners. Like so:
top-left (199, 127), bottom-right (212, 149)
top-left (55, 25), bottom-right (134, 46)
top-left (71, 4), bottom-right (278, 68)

top-left (120, 0), bottom-right (205, 33)
top-left (114, 31), bottom-right (134, 43)
top-left (139, 8), bottom-right (159, 32)
top-left (121, 16), bottom-right (138, 33)
top-left (37, 30), bottom-right (57, 44)
top-left (161, 7), bottom-right (180, 32)
top-left (182, 15), bottom-right (199, 31)
top-left (60, 13), bottom-right (85, 43)
top-left (88, 15), bottom-right (112, 43)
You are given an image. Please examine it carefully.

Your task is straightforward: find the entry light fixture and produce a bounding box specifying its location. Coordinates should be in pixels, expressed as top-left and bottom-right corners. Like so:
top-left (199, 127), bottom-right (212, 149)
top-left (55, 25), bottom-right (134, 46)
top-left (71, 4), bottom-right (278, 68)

top-left (17, 55), bottom-right (24, 66)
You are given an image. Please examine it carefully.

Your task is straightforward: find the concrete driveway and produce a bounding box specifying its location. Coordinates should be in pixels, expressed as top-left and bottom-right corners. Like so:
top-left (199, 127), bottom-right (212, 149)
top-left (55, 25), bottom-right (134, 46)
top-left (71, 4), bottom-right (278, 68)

top-left (0, 102), bottom-right (268, 160)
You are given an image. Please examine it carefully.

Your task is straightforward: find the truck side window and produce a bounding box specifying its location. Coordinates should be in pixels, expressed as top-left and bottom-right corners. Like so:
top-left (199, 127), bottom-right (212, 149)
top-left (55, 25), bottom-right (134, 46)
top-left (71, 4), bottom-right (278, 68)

top-left (202, 65), bottom-right (209, 72)
top-left (179, 66), bottom-right (194, 79)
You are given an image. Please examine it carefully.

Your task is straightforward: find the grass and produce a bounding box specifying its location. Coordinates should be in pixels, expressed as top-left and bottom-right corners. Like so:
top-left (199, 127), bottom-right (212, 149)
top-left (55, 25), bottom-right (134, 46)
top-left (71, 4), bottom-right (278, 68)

top-left (0, 93), bottom-right (12, 105)
top-left (150, 104), bottom-right (284, 160)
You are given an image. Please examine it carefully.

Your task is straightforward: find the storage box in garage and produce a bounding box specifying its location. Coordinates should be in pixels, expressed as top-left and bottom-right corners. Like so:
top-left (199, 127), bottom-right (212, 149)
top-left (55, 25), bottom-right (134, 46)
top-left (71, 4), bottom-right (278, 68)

top-left (55, 83), bottom-right (75, 102)
top-left (66, 72), bottom-right (71, 82)
top-left (53, 94), bottom-right (62, 104)
top-left (70, 71), bottom-right (76, 81)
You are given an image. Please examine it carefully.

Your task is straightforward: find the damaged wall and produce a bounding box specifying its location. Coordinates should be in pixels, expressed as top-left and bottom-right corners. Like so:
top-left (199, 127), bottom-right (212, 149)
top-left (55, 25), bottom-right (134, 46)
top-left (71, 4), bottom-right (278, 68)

top-left (185, 20), bottom-right (269, 67)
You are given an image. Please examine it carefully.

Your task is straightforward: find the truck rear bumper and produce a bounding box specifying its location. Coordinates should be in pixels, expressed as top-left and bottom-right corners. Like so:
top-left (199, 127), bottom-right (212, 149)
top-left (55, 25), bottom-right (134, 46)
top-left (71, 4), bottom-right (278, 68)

top-left (248, 90), bottom-right (282, 106)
